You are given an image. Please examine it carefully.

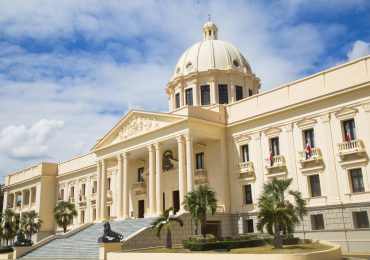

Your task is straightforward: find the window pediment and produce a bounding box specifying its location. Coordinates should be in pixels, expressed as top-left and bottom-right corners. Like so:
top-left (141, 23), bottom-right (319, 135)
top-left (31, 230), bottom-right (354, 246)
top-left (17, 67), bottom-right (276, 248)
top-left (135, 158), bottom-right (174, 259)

top-left (233, 133), bottom-right (251, 144)
top-left (194, 143), bottom-right (206, 153)
top-left (296, 118), bottom-right (317, 130)
top-left (334, 107), bottom-right (358, 120)
top-left (263, 127), bottom-right (281, 138)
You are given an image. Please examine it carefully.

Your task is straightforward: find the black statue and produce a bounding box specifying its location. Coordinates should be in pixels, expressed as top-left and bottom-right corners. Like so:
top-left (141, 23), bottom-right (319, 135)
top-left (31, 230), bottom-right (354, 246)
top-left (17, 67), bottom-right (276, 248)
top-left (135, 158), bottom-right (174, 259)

top-left (14, 232), bottom-right (33, 247)
top-left (162, 150), bottom-right (175, 171)
top-left (98, 221), bottom-right (123, 243)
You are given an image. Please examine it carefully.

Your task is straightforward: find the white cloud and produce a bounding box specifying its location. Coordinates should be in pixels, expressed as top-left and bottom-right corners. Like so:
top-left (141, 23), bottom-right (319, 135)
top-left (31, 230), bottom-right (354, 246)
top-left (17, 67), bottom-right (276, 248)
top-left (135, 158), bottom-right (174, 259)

top-left (347, 40), bottom-right (370, 61)
top-left (0, 119), bottom-right (64, 160)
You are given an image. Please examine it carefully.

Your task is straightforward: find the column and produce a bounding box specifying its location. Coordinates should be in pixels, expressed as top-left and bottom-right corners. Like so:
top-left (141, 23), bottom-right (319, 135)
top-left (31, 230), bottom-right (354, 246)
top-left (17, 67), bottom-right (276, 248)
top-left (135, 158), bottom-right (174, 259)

top-left (123, 153), bottom-right (130, 219)
top-left (210, 81), bottom-right (217, 104)
top-left (177, 136), bottom-right (186, 212)
top-left (283, 123), bottom-right (299, 190)
top-left (179, 85), bottom-right (184, 107)
top-left (21, 190), bottom-right (25, 208)
top-left (193, 84), bottom-right (199, 106)
top-left (13, 193), bottom-right (16, 210)
top-left (116, 154), bottom-right (123, 219)
top-left (101, 160), bottom-right (107, 220)
top-left (185, 134), bottom-right (194, 193)
top-left (96, 162), bottom-right (102, 220)
top-left (155, 143), bottom-right (163, 215)
top-left (3, 191), bottom-right (8, 210)
top-left (148, 144), bottom-right (156, 215)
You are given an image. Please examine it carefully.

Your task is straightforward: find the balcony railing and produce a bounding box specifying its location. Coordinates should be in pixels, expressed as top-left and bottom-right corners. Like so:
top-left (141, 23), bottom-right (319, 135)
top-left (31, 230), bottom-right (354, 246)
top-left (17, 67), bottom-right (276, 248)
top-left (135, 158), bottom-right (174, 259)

top-left (265, 155), bottom-right (286, 168)
top-left (69, 197), bottom-right (75, 203)
top-left (132, 182), bottom-right (146, 194)
top-left (338, 139), bottom-right (365, 155)
top-left (78, 195), bottom-right (87, 205)
top-left (298, 147), bottom-right (323, 162)
top-left (239, 161), bottom-right (254, 173)
top-left (90, 193), bottom-right (97, 203)
top-left (194, 169), bottom-right (208, 184)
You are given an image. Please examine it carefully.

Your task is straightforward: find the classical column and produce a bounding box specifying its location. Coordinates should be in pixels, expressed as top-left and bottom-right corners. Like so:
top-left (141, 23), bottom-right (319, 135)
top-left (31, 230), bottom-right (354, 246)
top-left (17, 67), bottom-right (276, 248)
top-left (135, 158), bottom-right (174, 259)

top-left (13, 193), bottom-right (16, 210)
top-left (123, 153), bottom-right (130, 219)
top-left (283, 123), bottom-right (299, 190)
top-left (185, 134), bottom-right (194, 193)
top-left (210, 81), bottom-right (217, 104)
top-left (96, 161), bottom-right (102, 220)
top-left (3, 191), bottom-right (8, 210)
top-left (193, 85), bottom-right (199, 106)
top-left (101, 160), bottom-right (107, 220)
top-left (116, 154), bottom-right (123, 219)
top-left (148, 144), bottom-right (156, 215)
top-left (155, 143), bottom-right (163, 215)
top-left (21, 190), bottom-right (25, 208)
top-left (177, 136), bottom-right (186, 212)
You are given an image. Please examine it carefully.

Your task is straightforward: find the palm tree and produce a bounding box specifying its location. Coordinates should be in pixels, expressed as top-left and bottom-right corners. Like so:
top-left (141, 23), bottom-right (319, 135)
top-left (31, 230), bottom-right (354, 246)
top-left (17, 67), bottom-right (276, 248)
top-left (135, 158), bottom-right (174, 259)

top-left (21, 211), bottom-right (43, 240)
top-left (54, 201), bottom-right (77, 233)
top-left (183, 184), bottom-right (217, 238)
top-left (256, 177), bottom-right (307, 249)
top-left (1, 209), bottom-right (16, 245)
top-left (151, 207), bottom-right (184, 249)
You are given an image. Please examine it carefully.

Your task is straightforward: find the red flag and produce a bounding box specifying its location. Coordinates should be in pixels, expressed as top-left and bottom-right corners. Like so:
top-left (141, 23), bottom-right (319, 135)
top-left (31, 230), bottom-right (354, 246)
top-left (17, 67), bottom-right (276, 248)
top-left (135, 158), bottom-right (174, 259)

top-left (269, 150), bottom-right (273, 162)
top-left (306, 143), bottom-right (311, 156)
top-left (345, 124), bottom-right (351, 142)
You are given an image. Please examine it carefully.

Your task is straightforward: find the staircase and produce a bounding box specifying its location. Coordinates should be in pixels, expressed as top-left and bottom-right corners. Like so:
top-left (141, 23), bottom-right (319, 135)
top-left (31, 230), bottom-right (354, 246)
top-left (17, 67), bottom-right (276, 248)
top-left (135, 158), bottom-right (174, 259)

top-left (21, 218), bottom-right (154, 259)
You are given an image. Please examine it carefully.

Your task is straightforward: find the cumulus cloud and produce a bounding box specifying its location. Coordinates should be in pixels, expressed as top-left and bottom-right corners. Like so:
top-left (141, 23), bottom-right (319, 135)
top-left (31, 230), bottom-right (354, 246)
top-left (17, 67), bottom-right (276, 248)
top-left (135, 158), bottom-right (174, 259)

top-left (347, 40), bottom-right (370, 61)
top-left (0, 119), bottom-right (64, 160)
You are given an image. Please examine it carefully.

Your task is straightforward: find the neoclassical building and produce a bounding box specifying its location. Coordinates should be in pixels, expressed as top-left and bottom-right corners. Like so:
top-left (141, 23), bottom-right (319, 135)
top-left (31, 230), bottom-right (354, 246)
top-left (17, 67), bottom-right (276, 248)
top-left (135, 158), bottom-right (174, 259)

top-left (3, 22), bottom-right (370, 252)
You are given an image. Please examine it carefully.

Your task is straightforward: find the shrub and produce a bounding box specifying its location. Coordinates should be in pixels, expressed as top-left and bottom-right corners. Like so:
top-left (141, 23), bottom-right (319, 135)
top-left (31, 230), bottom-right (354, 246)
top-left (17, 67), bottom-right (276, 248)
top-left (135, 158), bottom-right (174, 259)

top-left (0, 246), bottom-right (13, 253)
top-left (188, 234), bottom-right (217, 243)
top-left (264, 234), bottom-right (300, 245)
top-left (185, 239), bottom-right (266, 251)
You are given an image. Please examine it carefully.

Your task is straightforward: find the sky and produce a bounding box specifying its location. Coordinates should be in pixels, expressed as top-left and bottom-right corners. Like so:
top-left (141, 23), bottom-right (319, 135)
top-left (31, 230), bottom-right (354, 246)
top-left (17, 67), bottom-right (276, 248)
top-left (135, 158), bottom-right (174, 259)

top-left (0, 0), bottom-right (370, 180)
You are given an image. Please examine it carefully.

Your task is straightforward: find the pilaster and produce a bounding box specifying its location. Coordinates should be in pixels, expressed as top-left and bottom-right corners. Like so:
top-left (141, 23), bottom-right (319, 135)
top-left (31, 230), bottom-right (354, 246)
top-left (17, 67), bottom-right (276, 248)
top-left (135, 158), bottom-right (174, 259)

top-left (155, 143), bottom-right (163, 215)
top-left (177, 136), bottom-right (186, 212)
top-left (123, 153), bottom-right (130, 219)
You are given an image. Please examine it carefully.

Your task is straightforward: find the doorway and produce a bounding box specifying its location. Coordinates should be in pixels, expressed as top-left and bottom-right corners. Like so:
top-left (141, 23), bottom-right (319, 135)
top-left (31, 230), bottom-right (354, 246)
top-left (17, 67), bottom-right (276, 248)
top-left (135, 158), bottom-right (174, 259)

top-left (206, 221), bottom-right (222, 239)
top-left (138, 200), bottom-right (145, 218)
top-left (172, 190), bottom-right (180, 214)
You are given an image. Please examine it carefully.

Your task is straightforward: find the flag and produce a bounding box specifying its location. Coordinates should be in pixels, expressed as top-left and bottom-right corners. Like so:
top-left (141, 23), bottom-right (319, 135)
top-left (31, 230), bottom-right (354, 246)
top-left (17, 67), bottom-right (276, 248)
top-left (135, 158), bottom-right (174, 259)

top-left (269, 149), bottom-right (273, 166)
top-left (345, 124), bottom-right (351, 142)
top-left (306, 142), bottom-right (311, 159)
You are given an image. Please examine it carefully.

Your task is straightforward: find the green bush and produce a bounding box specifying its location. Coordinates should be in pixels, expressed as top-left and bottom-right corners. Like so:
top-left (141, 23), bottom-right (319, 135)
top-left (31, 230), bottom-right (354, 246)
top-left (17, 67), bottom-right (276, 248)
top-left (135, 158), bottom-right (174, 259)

top-left (220, 233), bottom-right (271, 241)
top-left (264, 235), bottom-right (300, 245)
top-left (188, 234), bottom-right (217, 243)
top-left (185, 239), bottom-right (266, 251)
top-left (0, 246), bottom-right (13, 253)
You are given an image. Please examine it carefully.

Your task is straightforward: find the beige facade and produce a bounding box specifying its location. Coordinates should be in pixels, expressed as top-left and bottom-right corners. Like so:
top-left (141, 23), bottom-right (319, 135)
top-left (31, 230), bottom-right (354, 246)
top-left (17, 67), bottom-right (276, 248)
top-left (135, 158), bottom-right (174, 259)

top-left (2, 22), bottom-right (370, 252)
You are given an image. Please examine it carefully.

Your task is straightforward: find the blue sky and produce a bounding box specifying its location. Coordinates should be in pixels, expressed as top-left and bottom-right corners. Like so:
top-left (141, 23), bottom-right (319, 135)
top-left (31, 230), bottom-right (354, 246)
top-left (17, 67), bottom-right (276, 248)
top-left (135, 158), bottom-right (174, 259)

top-left (0, 0), bottom-right (370, 178)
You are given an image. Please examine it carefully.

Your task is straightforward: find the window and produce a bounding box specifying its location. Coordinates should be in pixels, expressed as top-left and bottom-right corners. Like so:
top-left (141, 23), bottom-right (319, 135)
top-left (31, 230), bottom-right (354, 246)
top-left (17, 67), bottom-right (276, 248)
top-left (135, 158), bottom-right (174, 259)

top-left (244, 219), bottom-right (254, 233)
top-left (138, 167), bottom-right (144, 182)
top-left (309, 175), bottom-right (322, 197)
top-left (60, 189), bottom-right (64, 200)
top-left (350, 168), bottom-right (365, 193)
top-left (304, 129), bottom-right (315, 148)
top-left (244, 184), bottom-right (253, 204)
top-left (185, 88), bottom-right (193, 105)
top-left (175, 93), bottom-right (180, 109)
top-left (235, 86), bottom-right (243, 101)
top-left (107, 206), bottom-right (111, 217)
top-left (200, 85), bottom-right (210, 105)
top-left (270, 137), bottom-right (280, 156)
top-left (311, 214), bottom-right (325, 230)
top-left (70, 187), bottom-right (75, 198)
top-left (241, 145), bottom-right (249, 162)
top-left (80, 210), bottom-right (85, 224)
top-left (92, 208), bottom-right (96, 221)
top-left (353, 211), bottom-right (369, 228)
top-left (248, 89), bottom-right (253, 97)
top-left (343, 119), bottom-right (356, 141)
top-left (81, 183), bottom-right (86, 195)
top-left (218, 84), bottom-right (228, 104)
top-left (92, 181), bottom-right (97, 193)
top-left (107, 178), bottom-right (111, 190)
top-left (195, 152), bottom-right (205, 169)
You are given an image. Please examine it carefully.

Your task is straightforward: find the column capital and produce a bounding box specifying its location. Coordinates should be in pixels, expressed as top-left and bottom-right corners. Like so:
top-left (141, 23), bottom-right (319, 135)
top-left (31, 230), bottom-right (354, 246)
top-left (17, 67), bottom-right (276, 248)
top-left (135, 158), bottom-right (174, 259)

top-left (116, 154), bottom-right (122, 161)
top-left (176, 135), bottom-right (184, 143)
top-left (154, 142), bottom-right (163, 150)
top-left (283, 123), bottom-right (293, 132)
top-left (363, 102), bottom-right (370, 112)
top-left (147, 144), bottom-right (154, 151)
top-left (122, 152), bottom-right (129, 159)
top-left (251, 132), bottom-right (261, 140)
top-left (320, 113), bottom-right (331, 123)
top-left (100, 159), bottom-right (106, 166)
top-left (184, 133), bottom-right (193, 141)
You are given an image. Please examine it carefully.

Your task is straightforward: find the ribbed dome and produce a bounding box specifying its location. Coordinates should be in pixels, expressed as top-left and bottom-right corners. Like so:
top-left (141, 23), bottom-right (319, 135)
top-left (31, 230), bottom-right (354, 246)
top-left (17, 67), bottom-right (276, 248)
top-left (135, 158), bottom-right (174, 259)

top-left (172, 22), bottom-right (252, 80)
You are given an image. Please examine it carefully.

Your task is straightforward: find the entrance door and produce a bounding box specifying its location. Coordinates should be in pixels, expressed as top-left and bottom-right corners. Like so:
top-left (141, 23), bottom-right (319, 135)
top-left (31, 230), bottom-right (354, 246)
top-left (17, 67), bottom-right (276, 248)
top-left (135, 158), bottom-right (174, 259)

top-left (138, 200), bottom-right (145, 218)
top-left (172, 190), bottom-right (180, 214)
top-left (206, 221), bottom-right (222, 239)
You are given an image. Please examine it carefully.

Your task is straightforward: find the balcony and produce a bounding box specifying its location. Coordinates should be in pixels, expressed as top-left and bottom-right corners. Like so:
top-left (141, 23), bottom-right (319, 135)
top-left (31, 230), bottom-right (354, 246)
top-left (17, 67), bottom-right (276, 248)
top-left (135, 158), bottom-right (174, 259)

top-left (338, 140), bottom-right (366, 157)
top-left (265, 155), bottom-right (286, 175)
top-left (69, 197), bottom-right (75, 203)
top-left (90, 193), bottom-right (97, 204)
top-left (132, 182), bottom-right (146, 195)
top-left (194, 169), bottom-right (208, 185)
top-left (107, 190), bottom-right (112, 201)
top-left (298, 148), bottom-right (324, 171)
top-left (238, 162), bottom-right (255, 181)
top-left (78, 195), bottom-right (87, 206)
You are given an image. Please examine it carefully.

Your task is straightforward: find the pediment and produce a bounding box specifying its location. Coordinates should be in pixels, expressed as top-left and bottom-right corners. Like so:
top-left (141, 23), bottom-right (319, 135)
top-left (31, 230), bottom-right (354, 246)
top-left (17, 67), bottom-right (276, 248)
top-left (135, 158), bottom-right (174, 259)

top-left (92, 110), bottom-right (186, 150)
top-left (334, 107), bottom-right (358, 120)
top-left (296, 118), bottom-right (317, 129)
top-left (233, 133), bottom-right (251, 144)
top-left (263, 127), bottom-right (281, 138)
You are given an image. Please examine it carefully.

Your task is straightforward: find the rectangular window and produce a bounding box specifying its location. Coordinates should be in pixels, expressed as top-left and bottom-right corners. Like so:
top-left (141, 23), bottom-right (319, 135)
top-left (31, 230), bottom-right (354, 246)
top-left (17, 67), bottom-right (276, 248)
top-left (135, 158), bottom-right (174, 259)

top-left (185, 88), bottom-right (193, 105)
top-left (353, 211), bottom-right (369, 228)
top-left (248, 89), bottom-right (253, 97)
top-left (107, 178), bottom-right (111, 190)
top-left (304, 129), bottom-right (315, 148)
top-left (218, 84), bottom-right (228, 104)
top-left (309, 175), bottom-right (322, 197)
top-left (244, 219), bottom-right (254, 233)
top-left (195, 152), bottom-right (205, 169)
top-left (93, 208), bottom-right (96, 221)
top-left (235, 86), bottom-right (243, 101)
top-left (244, 184), bottom-right (253, 204)
top-left (311, 214), bottom-right (325, 230)
top-left (343, 119), bottom-right (356, 141)
top-left (200, 85), bottom-right (210, 105)
top-left (350, 168), bottom-right (365, 193)
top-left (241, 145), bottom-right (249, 162)
top-left (175, 93), bottom-right (180, 109)
top-left (93, 181), bottom-right (97, 193)
top-left (270, 137), bottom-right (280, 156)
top-left (70, 187), bottom-right (74, 198)
top-left (107, 206), bottom-right (111, 217)
top-left (60, 189), bottom-right (64, 200)
top-left (138, 167), bottom-right (144, 182)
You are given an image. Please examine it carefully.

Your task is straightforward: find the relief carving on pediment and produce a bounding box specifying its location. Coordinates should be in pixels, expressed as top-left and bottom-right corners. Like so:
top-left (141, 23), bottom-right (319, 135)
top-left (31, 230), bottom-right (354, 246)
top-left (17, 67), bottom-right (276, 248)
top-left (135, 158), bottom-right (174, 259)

top-left (118, 115), bottom-right (160, 141)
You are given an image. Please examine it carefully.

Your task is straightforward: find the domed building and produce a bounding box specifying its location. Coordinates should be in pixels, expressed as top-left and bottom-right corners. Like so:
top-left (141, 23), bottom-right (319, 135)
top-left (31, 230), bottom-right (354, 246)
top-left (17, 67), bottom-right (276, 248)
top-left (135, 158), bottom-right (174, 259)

top-left (3, 22), bottom-right (370, 257)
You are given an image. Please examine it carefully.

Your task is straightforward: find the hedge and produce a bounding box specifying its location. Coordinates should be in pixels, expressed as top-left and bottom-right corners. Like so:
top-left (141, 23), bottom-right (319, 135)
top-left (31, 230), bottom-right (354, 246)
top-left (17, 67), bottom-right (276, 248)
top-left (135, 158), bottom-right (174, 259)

top-left (184, 239), bottom-right (266, 251)
top-left (0, 246), bottom-right (13, 253)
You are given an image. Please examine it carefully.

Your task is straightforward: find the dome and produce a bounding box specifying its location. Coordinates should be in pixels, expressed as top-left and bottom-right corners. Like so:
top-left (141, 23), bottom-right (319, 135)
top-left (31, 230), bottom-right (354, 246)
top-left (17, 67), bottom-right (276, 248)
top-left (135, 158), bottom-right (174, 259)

top-left (172, 21), bottom-right (252, 80)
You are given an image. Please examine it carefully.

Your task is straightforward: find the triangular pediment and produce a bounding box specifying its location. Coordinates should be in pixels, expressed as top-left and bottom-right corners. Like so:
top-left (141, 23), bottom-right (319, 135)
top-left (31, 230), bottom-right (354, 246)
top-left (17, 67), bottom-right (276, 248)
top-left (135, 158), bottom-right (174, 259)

top-left (263, 127), bottom-right (281, 138)
top-left (296, 118), bottom-right (317, 129)
top-left (92, 110), bottom-right (186, 150)
top-left (334, 107), bottom-right (358, 120)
